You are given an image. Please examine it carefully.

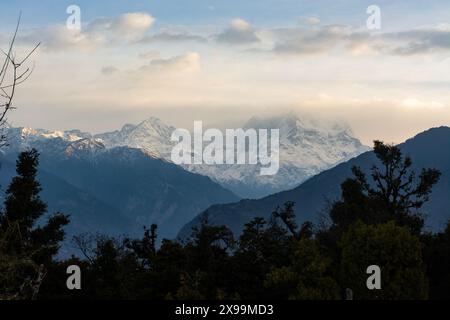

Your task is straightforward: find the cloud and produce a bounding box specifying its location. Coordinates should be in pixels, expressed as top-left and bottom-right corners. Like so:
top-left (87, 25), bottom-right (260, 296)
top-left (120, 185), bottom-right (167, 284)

top-left (138, 51), bottom-right (161, 60)
top-left (139, 52), bottom-right (201, 73)
top-left (216, 19), bottom-right (261, 45)
top-left (273, 25), bottom-right (350, 55)
top-left (19, 12), bottom-right (155, 52)
top-left (400, 98), bottom-right (445, 109)
top-left (16, 11), bottom-right (450, 57)
top-left (377, 28), bottom-right (450, 55)
top-left (271, 24), bottom-right (450, 56)
top-left (87, 12), bottom-right (155, 42)
top-left (101, 66), bottom-right (119, 76)
top-left (19, 26), bottom-right (102, 52)
top-left (113, 12), bottom-right (154, 33)
top-left (140, 31), bottom-right (207, 43)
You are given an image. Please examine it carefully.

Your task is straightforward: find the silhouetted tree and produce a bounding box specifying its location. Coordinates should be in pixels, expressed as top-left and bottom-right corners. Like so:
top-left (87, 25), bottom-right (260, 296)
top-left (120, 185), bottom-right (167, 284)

top-left (422, 220), bottom-right (450, 299)
top-left (330, 140), bottom-right (441, 235)
top-left (31, 140), bottom-right (446, 300)
top-left (124, 224), bottom-right (158, 269)
top-left (265, 238), bottom-right (340, 300)
top-left (272, 201), bottom-right (314, 240)
top-left (340, 221), bottom-right (428, 300)
top-left (0, 149), bottom-right (69, 299)
top-left (231, 217), bottom-right (293, 298)
top-left (183, 219), bottom-right (235, 299)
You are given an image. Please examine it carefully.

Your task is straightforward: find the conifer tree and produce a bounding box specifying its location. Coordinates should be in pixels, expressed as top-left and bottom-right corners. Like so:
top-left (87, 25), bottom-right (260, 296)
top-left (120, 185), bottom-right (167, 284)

top-left (0, 149), bottom-right (69, 299)
top-left (330, 141), bottom-right (441, 235)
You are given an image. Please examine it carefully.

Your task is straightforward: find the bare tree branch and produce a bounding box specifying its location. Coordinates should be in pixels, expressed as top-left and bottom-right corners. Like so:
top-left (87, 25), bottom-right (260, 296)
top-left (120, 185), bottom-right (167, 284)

top-left (0, 13), bottom-right (40, 148)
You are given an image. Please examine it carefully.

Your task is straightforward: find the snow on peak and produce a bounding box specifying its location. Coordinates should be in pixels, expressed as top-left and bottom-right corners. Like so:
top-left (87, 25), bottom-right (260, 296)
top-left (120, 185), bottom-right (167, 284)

top-left (64, 138), bottom-right (105, 158)
top-left (94, 117), bottom-right (175, 158)
top-left (3, 114), bottom-right (369, 198)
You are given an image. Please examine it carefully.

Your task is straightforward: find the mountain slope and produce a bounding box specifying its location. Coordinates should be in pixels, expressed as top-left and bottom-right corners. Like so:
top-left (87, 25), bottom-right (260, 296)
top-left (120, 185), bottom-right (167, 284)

top-left (92, 115), bottom-right (369, 198)
top-left (178, 127), bottom-right (450, 239)
top-left (0, 155), bottom-right (131, 256)
top-left (185, 115), bottom-right (369, 198)
top-left (3, 115), bottom-right (368, 199)
top-left (94, 118), bottom-right (175, 159)
top-left (0, 136), bottom-right (239, 241)
top-left (40, 146), bottom-right (239, 239)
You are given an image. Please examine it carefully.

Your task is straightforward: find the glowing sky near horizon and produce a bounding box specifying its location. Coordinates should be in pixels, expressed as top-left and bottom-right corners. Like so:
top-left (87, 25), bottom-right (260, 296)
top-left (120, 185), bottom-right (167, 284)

top-left (2, 0), bottom-right (450, 144)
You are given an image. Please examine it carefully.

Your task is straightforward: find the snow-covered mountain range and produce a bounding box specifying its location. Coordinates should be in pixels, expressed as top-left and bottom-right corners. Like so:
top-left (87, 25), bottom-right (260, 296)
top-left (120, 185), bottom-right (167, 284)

top-left (178, 126), bottom-right (450, 239)
top-left (0, 130), bottom-right (239, 247)
top-left (3, 114), bottom-right (369, 198)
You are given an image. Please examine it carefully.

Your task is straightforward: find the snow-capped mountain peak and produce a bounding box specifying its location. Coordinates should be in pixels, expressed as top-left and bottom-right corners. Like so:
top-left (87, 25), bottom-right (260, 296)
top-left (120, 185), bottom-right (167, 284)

top-left (64, 138), bottom-right (105, 157)
top-left (94, 117), bottom-right (175, 158)
top-left (3, 114), bottom-right (369, 198)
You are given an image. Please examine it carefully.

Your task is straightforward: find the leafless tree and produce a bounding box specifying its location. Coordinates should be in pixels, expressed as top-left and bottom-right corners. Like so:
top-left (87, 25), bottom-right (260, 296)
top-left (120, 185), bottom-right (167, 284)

top-left (0, 13), bottom-right (40, 147)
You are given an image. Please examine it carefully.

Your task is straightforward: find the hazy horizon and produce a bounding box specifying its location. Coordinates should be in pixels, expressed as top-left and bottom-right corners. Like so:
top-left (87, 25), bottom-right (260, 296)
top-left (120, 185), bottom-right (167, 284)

top-left (2, 0), bottom-right (450, 145)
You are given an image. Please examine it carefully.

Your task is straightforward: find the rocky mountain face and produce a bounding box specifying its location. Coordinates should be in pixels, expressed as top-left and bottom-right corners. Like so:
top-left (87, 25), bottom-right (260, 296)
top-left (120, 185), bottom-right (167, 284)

top-left (177, 127), bottom-right (450, 240)
top-left (0, 113), bottom-right (369, 247)
top-left (182, 115), bottom-right (369, 198)
top-left (0, 131), bottom-right (239, 250)
top-left (18, 115), bottom-right (366, 199)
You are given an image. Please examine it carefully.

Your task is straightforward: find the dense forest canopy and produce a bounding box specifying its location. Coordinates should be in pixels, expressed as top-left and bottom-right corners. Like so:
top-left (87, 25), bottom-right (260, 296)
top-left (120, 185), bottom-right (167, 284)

top-left (0, 141), bottom-right (449, 300)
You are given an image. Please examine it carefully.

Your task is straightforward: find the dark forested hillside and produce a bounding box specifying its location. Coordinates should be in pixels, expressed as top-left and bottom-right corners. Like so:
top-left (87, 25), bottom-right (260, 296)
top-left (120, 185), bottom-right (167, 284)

top-left (179, 127), bottom-right (450, 239)
top-left (0, 140), bottom-right (239, 246)
top-left (2, 135), bottom-right (450, 300)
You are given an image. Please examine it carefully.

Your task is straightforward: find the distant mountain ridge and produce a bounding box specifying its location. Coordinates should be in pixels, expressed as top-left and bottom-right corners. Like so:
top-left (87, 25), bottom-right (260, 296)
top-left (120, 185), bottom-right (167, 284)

top-left (4, 114), bottom-right (369, 199)
top-left (178, 127), bottom-right (450, 239)
top-left (0, 133), bottom-right (239, 247)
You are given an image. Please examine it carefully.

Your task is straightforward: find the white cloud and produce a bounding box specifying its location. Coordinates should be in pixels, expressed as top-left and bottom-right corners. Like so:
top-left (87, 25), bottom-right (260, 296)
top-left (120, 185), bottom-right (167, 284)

top-left (273, 25), bottom-right (350, 55)
top-left (8, 15), bottom-right (450, 146)
top-left (19, 26), bottom-right (102, 52)
top-left (401, 98), bottom-right (445, 109)
top-left (19, 12), bottom-right (155, 52)
top-left (231, 19), bottom-right (251, 31)
top-left (216, 19), bottom-right (261, 45)
top-left (377, 28), bottom-right (450, 55)
top-left (139, 52), bottom-right (201, 73)
top-left (139, 31), bottom-right (207, 43)
top-left (138, 51), bottom-right (161, 60)
top-left (271, 24), bottom-right (450, 56)
top-left (17, 12), bottom-right (450, 57)
top-left (113, 12), bottom-right (154, 33)
top-left (88, 12), bottom-right (155, 42)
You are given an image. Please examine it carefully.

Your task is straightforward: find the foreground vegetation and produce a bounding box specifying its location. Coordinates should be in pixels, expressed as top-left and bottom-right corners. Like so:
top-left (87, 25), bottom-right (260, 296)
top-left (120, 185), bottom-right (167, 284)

top-left (1, 141), bottom-right (449, 300)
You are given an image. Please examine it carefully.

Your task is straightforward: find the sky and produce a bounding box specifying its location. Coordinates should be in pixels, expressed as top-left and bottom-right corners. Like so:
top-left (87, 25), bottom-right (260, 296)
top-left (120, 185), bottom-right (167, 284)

top-left (2, 0), bottom-right (450, 144)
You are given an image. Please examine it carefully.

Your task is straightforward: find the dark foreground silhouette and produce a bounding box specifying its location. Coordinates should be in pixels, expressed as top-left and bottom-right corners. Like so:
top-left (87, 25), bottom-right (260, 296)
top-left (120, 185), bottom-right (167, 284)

top-left (1, 141), bottom-right (449, 300)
